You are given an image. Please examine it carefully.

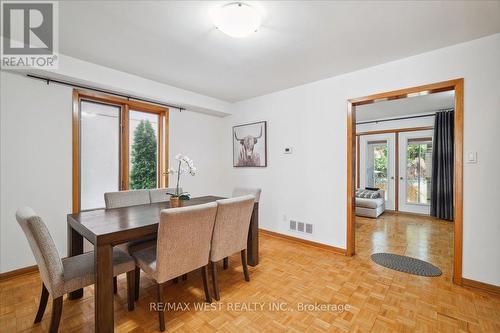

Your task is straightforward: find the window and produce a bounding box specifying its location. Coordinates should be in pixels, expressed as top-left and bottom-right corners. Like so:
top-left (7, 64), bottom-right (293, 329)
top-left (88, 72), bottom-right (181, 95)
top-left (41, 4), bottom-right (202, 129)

top-left (73, 90), bottom-right (168, 211)
top-left (366, 140), bottom-right (389, 200)
top-left (129, 110), bottom-right (160, 189)
top-left (406, 138), bottom-right (432, 205)
top-left (80, 101), bottom-right (121, 210)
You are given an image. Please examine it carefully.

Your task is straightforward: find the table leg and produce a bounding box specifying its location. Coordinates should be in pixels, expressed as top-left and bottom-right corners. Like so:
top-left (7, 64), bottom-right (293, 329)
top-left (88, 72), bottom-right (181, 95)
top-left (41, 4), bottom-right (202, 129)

top-left (67, 224), bottom-right (84, 299)
top-left (247, 203), bottom-right (259, 266)
top-left (95, 243), bottom-right (114, 333)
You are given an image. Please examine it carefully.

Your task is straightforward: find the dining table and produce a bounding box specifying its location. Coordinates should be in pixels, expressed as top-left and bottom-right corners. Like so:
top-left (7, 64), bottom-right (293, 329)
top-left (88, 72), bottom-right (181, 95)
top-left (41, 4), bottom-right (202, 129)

top-left (67, 195), bottom-right (259, 333)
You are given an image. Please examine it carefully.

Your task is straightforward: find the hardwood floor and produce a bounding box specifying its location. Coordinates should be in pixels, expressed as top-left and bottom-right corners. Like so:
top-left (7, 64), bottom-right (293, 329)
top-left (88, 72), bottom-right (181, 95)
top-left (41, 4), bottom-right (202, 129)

top-left (1, 213), bottom-right (499, 332)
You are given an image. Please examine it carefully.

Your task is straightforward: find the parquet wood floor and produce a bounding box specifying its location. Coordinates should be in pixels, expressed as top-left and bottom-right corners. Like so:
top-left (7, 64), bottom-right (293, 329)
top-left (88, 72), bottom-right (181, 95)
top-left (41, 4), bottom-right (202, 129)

top-left (1, 213), bottom-right (499, 332)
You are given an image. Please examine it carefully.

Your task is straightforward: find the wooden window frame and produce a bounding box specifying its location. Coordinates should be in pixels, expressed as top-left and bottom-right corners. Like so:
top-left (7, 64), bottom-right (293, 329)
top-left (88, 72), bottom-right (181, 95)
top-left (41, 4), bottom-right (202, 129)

top-left (346, 79), bottom-right (464, 285)
top-left (72, 89), bottom-right (169, 213)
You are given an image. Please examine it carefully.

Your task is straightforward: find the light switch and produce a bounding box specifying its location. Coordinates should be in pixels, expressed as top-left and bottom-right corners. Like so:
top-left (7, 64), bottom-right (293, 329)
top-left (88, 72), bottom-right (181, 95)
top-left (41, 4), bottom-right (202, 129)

top-left (467, 152), bottom-right (477, 164)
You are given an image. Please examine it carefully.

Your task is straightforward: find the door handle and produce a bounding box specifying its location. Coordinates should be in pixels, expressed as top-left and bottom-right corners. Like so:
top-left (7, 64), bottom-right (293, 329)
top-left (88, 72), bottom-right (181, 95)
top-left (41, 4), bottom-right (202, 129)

top-left (390, 176), bottom-right (394, 180)
top-left (400, 177), bottom-right (404, 180)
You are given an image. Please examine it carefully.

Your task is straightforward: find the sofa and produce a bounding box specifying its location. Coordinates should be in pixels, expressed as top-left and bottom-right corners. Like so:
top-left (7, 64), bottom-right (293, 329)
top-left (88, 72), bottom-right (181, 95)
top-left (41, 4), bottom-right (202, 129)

top-left (355, 189), bottom-right (385, 218)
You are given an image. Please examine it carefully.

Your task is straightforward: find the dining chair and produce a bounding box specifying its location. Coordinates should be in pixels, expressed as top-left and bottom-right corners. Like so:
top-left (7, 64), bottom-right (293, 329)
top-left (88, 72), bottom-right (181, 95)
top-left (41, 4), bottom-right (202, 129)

top-left (220, 187), bottom-right (261, 270)
top-left (104, 189), bottom-right (151, 208)
top-left (232, 187), bottom-right (261, 202)
top-left (130, 202), bottom-right (217, 332)
top-left (104, 189), bottom-right (156, 295)
top-left (210, 195), bottom-right (255, 301)
top-left (149, 187), bottom-right (183, 203)
top-left (16, 207), bottom-right (136, 333)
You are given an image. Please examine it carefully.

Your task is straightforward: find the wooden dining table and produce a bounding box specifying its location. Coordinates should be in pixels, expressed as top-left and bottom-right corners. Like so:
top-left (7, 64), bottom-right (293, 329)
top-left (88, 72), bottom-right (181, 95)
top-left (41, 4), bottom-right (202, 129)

top-left (67, 196), bottom-right (259, 333)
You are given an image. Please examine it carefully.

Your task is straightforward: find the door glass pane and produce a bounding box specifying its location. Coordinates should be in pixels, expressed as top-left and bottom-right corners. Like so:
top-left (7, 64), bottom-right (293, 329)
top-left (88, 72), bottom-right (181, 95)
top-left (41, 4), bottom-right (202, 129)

top-left (129, 110), bottom-right (159, 189)
top-left (406, 139), bottom-right (432, 204)
top-left (80, 101), bottom-right (120, 210)
top-left (366, 140), bottom-right (388, 200)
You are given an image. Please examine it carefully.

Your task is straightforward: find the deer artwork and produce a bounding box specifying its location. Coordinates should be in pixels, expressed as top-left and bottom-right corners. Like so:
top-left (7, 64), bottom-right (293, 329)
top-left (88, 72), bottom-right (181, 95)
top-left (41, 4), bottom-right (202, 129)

top-left (234, 126), bottom-right (263, 166)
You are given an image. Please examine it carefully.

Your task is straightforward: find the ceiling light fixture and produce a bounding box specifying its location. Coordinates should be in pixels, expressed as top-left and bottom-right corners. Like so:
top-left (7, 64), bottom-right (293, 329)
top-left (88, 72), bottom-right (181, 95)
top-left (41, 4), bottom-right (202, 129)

top-left (211, 2), bottom-right (261, 38)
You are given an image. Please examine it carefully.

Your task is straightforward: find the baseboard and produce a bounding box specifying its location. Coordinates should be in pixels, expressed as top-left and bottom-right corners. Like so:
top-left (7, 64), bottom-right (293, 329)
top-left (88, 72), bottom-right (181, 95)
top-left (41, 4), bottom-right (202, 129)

top-left (259, 229), bottom-right (346, 255)
top-left (0, 265), bottom-right (38, 282)
top-left (462, 278), bottom-right (500, 295)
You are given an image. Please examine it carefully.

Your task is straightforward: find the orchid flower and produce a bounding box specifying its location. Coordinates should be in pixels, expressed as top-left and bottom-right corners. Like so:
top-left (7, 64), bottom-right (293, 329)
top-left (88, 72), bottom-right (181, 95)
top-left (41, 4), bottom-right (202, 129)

top-left (165, 154), bottom-right (196, 197)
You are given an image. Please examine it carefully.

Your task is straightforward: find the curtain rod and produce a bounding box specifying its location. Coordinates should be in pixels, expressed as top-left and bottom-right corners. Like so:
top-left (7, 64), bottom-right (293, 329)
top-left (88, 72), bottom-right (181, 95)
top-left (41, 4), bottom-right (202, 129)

top-left (26, 74), bottom-right (186, 111)
top-left (356, 109), bottom-right (454, 125)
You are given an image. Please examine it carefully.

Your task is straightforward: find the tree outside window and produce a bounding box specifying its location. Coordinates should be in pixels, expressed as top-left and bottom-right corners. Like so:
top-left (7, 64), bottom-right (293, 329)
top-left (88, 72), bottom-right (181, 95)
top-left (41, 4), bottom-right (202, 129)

top-left (130, 119), bottom-right (157, 189)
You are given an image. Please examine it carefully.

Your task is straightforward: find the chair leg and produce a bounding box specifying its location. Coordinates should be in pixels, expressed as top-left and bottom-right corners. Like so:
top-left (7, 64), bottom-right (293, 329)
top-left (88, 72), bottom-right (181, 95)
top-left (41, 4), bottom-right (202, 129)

top-left (134, 266), bottom-right (140, 301)
top-left (34, 283), bottom-right (49, 323)
top-left (182, 273), bottom-right (187, 281)
top-left (157, 282), bottom-right (166, 332)
top-left (126, 270), bottom-right (135, 311)
top-left (211, 261), bottom-right (220, 301)
top-left (49, 296), bottom-right (63, 333)
top-left (241, 249), bottom-right (250, 282)
top-left (113, 276), bottom-right (118, 294)
top-left (200, 265), bottom-right (211, 303)
top-left (223, 257), bottom-right (229, 270)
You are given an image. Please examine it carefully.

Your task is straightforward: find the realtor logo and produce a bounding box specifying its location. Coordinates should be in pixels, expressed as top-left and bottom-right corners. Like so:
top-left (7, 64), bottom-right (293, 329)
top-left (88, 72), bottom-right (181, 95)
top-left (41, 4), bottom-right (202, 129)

top-left (1, 1), bottom-right (58, 68)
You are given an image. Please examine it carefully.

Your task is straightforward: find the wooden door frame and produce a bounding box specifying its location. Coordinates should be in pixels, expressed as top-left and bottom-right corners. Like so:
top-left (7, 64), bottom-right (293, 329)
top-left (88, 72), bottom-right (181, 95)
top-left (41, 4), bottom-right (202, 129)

top-left (72, 89), bottom-right (169, 213)
top-left (346, 78), bottom-right (464, 285)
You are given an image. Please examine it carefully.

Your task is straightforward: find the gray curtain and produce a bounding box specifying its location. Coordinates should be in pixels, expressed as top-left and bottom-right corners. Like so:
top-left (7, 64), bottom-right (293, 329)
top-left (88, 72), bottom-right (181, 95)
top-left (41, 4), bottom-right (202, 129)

top-left (431, 110), bottom-right (454, 220)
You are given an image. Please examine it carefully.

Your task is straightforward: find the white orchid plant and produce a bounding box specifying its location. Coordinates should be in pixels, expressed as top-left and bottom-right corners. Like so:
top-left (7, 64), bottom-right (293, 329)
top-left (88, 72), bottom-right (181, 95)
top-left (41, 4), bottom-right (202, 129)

top-left (165, 154), bottom-right (196, 199)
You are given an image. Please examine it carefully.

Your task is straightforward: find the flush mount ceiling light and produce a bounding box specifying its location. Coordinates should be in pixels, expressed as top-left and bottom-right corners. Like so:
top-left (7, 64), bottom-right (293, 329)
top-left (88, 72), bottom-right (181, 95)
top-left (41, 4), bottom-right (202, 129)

top-left (211, 2), bottom-right (261, 38)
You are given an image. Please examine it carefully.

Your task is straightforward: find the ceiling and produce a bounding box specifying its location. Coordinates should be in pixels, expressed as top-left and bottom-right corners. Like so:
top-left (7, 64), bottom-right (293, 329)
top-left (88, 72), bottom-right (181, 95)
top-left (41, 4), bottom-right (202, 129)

top-left (59, 1), bottom-right (500, 102)
top-left (356, 90), bottom-right (455, 122)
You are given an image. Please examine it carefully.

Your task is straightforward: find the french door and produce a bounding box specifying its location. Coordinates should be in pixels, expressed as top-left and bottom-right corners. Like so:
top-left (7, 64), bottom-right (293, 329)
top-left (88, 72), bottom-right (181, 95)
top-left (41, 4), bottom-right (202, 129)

top-left (398, 130), bottom-right (433, 214)
top-left (359, 133), bottom-right (396, 210)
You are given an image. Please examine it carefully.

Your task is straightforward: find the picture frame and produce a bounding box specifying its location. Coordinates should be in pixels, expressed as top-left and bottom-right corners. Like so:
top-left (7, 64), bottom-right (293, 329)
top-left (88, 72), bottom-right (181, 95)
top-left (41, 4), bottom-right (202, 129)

top-left (233, 121), bottom-right (267, 167)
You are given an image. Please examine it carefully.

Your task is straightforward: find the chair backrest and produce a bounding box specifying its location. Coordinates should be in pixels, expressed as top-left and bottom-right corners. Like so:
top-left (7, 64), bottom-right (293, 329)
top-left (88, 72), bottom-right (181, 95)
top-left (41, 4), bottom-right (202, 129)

top-left (210, 195), bottom-right (255, 262)
top-left (16, 207), bottom-right (64, 297)
top-left (232, 187), bottom-right (262, 203)
top-left (104, 189), bottom-right (150, 209)
top-left (149, 187), bottom-right (183, 204)
top-left (155, 202), bottom-right (217, 283)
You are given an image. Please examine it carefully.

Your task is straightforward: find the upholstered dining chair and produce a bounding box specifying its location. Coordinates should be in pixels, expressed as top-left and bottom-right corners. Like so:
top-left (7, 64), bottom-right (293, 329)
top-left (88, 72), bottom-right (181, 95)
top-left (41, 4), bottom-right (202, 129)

top-left (130, 202), bottom-right (217, 332)
top-left (149, 187), bottom-right (193, 285)
top-left (104, 189), bottom-right (151, 208)
top-left (104, 189), bottom-right (156, 295)
top-left (16, 207), bottom-right (136, 333)
top-left (149, 187), bottom-right (183, 203)
top-left (210, 195), bottom-right (255, 301)
top-left (232, 187), bottom-right (261, 202)
top-left (220, 187), bottom-right (261, 270)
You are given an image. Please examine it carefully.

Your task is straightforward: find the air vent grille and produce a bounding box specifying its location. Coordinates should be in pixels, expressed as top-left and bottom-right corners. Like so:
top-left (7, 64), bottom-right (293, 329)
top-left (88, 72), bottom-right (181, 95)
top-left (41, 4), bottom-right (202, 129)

top-left (288, 219), bottom-right (313, 235)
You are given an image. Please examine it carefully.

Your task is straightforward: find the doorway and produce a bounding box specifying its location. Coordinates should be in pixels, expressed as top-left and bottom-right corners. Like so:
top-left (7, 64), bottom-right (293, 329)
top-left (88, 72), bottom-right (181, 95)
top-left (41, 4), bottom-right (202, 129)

top-left (346, 79), bottom-right (464, 284)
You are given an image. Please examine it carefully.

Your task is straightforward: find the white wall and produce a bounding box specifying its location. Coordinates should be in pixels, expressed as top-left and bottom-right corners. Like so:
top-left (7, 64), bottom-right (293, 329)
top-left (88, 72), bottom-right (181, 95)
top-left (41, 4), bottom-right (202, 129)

top-left (0, 72), bottom-right (228, 272)
top-left (168, 109), bottom-right (229, 198)
top-left (224, 33), bottom-right (500, 286)
top-left (1, 73), bottom-right (73, 272)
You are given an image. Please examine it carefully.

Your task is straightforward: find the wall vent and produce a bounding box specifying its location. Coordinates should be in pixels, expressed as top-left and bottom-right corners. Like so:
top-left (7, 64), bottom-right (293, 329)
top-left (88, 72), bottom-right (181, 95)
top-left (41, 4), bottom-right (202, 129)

top-left (289, 220), bottom-right (297, 231)
top-left (305, 223), bottom-right (313, 234)
top-left (297, 222), bottom-right (305, 232)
